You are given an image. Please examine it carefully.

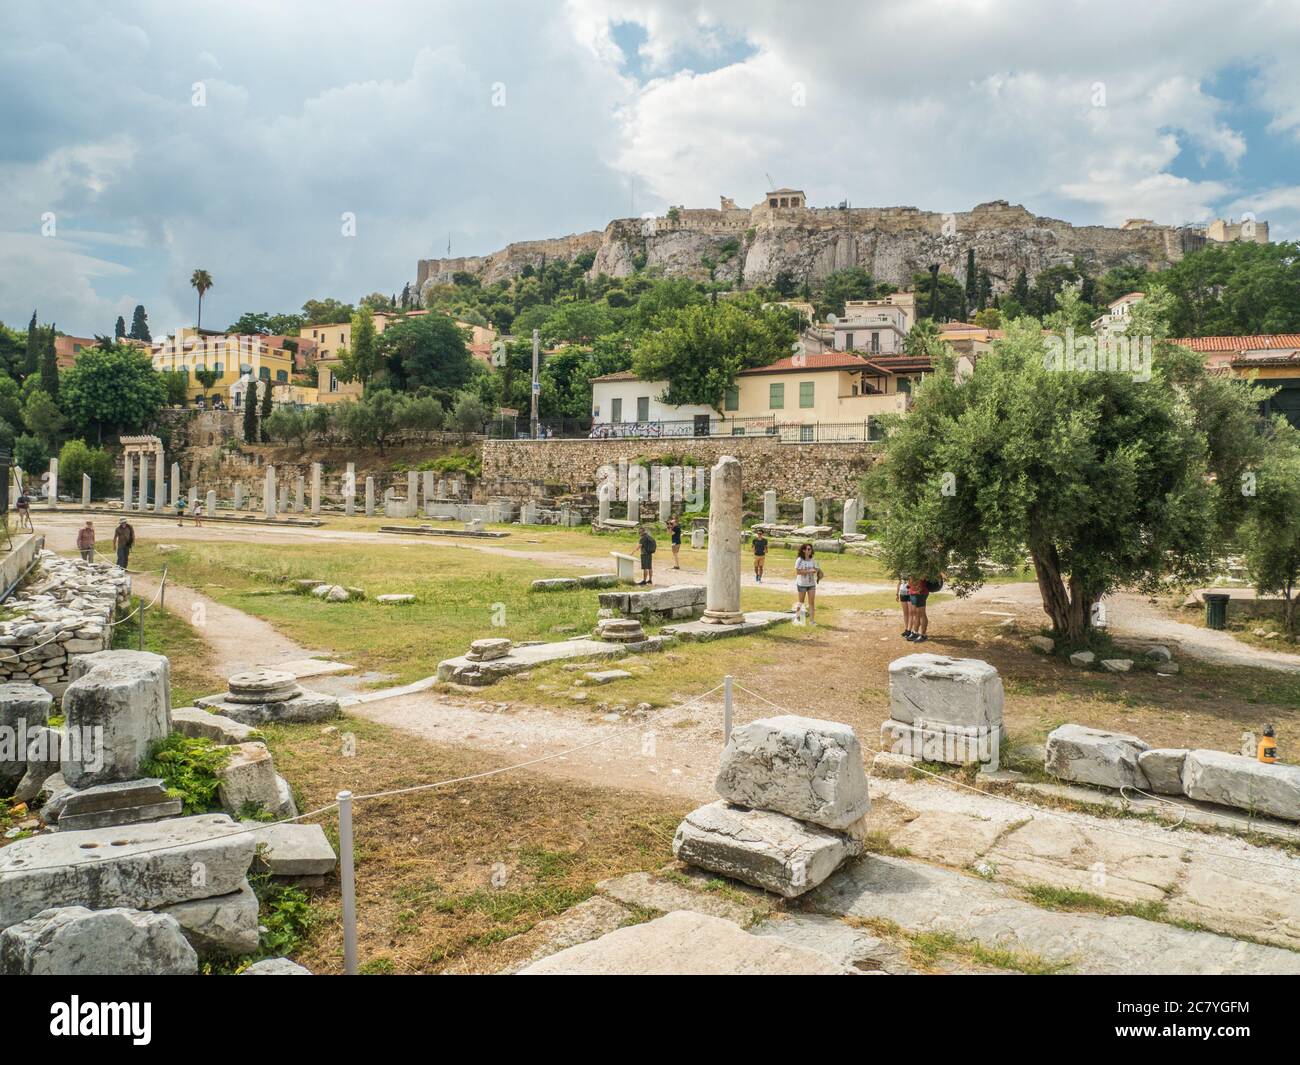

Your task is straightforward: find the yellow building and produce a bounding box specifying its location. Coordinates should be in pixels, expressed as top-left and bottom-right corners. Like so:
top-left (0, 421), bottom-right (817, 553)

top-left (725, 351), bottom-right (912, 437)
top-left (152, 328), bottom-right (296, 407)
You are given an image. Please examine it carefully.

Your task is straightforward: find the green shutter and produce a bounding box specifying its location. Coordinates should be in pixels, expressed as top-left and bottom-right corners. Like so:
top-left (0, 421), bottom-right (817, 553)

top-left (769, 382), bottom-right (784, 409)
top-left (724, 386), bottom-right (739, 411)
top-left (799, 381), bottom-right (814, 408)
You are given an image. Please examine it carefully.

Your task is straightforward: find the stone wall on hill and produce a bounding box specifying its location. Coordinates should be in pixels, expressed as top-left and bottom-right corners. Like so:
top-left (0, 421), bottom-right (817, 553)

top-left (479, 437), bottom-right (880, 503)
top-left (419, 199), bottom-right (1191, 295)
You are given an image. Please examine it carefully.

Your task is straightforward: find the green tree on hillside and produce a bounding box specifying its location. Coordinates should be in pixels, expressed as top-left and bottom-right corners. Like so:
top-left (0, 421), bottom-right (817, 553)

top-left (40, 324), bottom-right (59, 399)
top-left (24, 311), bottom-right (39, 379)
top-left (334, 307), bottom-right (381, 387)
top-left (60, 345), bottom-right (166, 443)
top-left (632, 300), bottom-right (796, 409)
top-left (379, 313), bottom-right (476, 398)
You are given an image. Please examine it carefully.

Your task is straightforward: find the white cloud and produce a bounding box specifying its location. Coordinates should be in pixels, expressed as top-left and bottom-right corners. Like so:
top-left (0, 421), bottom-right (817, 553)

top-left (5, 0), bottom-right (1300, 335)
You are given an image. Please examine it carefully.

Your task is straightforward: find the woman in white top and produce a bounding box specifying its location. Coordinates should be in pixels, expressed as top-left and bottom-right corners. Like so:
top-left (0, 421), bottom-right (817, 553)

top-left (794, 542), bottom-right (820, 625)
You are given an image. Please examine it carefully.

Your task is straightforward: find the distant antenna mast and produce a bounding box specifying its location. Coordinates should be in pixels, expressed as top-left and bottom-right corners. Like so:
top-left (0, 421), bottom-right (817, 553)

top-left (447, 231), bottom-right (452, 256)
top-left (765, 172), bottom-right (776, 190)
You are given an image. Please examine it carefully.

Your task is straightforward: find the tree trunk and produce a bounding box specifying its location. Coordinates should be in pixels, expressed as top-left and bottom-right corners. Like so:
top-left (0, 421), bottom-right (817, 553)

top-left (1030, 542), bottom-right (1095, 645)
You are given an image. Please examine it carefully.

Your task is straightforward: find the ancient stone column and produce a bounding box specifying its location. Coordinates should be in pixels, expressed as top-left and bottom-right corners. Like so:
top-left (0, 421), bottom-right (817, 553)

top-left (365, 476), bottom-right (375, 517)
top-left (598, 483), bottom-right (611, 523)
top-left (123, 454), bottom-right (133, 509)
top-left (153, 454), bottom-right (165, 513)
top-left (234, 482), bottom-right (244, 510)
top-left (764, 490), bottom-right (777, 525)
top-left (278, 484), bottom-right (289, 513)
top-left (137, 454), bottom-right (149, 512)
top-left (206, 489), bottom-right (217, 516)
top-left (436, 478), bottom-right (446, 499)
top-left (658, 467), bottom-right (672, 523)
top-left (407, 471), bottom-right (418, 515)
top-left (802, 496), bottom-right (815, 526)
top-left (842, 498), bottom-right (859, 536)
top-left (701, 456), bottom-right (744, 625)
top-left (344, 462), bottom-right (356, 517)
top-left (265, 466), bottom-right (276, 519)
top-left (295, 475), bottom-right (305, 513)
top-left (46, 457), bottom-right (58, 508)
top-left (310, 462), bottom-right (322, 515)
top-left (626, 475), bottom-right (640, 522)
top-left (422, 471), bottom-right (434, 511)
top-left (170, 462), bottom-right (181, 506)
top-left (81, 473), bottom-right (91, 507)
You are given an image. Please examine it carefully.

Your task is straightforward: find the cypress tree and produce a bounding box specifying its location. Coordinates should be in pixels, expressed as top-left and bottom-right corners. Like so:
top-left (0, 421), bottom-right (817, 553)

top-left (41, 324), bottom-right (59, 398)
top-left (243, 380), bottom-right (259, 443)
top-left (964, 248), bottom-right (978, 312)
top-left (260, 372), bottom-right (274, 437)
top-left (25, 310), bottom-right (38, 379)
top-left (115, 315), bottom-right (127, 339)
top-left (129, 304), bottom-right (151, 342)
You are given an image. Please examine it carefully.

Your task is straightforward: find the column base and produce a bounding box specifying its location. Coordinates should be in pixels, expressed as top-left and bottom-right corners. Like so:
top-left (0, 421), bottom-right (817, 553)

top-left (701, 608), bottom-right (744, 625)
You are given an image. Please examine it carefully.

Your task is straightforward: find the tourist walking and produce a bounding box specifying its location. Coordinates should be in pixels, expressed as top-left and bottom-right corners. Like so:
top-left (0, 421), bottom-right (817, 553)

top-left (192, 497), bottom-right (204, 527)
top-left (76, 520), bottom-right (95, 561)
top-left (794, 542), bottom-right (821, 625)
top-left (752, 529), bottom-right (768, 583)
top-left (638, 525), bottom-right (657, 585)
top-left (175, 494), bottom-right (187, 526)
top-left (113, 518), bottom-right (134, 570)
top-left (667, 516), bottom-right (681, 569)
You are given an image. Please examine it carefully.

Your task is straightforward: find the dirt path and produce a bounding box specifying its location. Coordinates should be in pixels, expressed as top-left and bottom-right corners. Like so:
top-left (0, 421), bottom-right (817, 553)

top-left (966, 582), bottom-right (1300, 673)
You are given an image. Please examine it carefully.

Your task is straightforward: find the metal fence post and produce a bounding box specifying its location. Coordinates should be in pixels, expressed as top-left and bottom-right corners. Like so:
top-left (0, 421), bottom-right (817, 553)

top-left (723, 674), bottom-right (733, 744)
top-left (338, 790), bottom-right (358, 975)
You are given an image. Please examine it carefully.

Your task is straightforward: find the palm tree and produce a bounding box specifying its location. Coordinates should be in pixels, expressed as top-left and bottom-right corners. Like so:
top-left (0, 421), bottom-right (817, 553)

top-left (903, 317), bottom-right (944, 357)
top-left (190, 269), bottom-right (214, 330)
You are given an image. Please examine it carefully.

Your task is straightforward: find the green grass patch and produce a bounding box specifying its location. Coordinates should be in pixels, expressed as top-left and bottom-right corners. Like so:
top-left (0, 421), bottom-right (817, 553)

top-left (112, 593), bottom-right (220, 706)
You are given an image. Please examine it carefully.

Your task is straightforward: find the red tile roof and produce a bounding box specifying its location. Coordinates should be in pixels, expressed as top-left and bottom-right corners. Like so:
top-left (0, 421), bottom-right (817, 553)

top-left (1173, 334), bottom-right (1300, 352)
top-left (738, 351), bottom-right (872, 375)
top-left (590, 369), bottom-right (640, 382)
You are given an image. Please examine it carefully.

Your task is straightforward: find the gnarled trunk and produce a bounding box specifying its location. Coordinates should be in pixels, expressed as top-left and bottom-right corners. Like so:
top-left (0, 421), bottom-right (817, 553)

top-left (1030, 542), bottom-right (1096, 645)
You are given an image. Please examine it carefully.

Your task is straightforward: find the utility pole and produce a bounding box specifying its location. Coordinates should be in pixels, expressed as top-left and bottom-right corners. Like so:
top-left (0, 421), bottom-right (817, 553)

top-left (530, 328), bottom-right (540, 439)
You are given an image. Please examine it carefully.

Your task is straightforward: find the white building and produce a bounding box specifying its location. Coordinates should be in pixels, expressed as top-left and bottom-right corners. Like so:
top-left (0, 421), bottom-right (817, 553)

top-left (589, 371), bottom-right (715, 434)
top-left (1091, 292), bottom-right (1145, 334)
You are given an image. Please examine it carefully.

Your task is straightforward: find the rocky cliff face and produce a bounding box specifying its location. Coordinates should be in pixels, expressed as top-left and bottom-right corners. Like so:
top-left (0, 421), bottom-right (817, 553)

top-left (418, 201), bottom-right (1187, 296)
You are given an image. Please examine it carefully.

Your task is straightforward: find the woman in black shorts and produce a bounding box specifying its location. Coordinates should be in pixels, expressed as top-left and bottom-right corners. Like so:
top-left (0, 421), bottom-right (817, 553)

top-left (667, 516), bottom-right (681, 569)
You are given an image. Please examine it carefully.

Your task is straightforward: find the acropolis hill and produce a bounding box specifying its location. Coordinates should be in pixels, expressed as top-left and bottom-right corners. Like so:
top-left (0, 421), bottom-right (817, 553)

top-left (417, 194), bottom-right (1212, 296)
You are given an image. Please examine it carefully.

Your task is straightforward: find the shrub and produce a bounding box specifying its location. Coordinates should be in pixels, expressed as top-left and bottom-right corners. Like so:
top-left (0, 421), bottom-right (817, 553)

top-left (141, 733), bottom-right (231, 814)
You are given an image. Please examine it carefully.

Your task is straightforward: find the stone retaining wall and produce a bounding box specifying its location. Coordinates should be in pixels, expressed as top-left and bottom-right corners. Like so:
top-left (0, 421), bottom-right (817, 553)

top-left (0, 552), bottom-right (131, 697)
top-left (480, 438), bottom-right (881, 502)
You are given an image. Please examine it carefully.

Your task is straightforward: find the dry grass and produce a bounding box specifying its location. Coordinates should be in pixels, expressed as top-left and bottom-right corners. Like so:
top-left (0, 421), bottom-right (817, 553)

top-left (261, 715), bottom-right (688, 974)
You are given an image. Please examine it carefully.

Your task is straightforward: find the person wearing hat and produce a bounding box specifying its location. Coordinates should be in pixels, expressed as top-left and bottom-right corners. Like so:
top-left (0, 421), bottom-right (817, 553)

top-left (113, 517), bottom-right (135, 570)
top-left (76, 520), bottom-right (95, 562)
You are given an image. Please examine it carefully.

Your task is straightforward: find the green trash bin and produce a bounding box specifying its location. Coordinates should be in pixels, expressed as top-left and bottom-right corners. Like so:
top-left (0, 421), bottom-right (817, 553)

top-left (1204, 592), bottom-right (1230, 631)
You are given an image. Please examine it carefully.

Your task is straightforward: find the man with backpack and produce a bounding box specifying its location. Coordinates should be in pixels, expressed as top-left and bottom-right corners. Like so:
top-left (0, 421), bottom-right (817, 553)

top-left (637, 525), bottom-right (657, 586)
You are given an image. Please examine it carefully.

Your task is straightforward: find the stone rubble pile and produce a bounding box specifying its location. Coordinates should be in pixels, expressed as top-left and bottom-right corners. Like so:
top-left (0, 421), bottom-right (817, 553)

top-left (0, 813), bottom-right (262, 969)
top-left (672, 715), bottom-right (870, 897)
top-left (195, 667), bottom-right (341, 725)
top-left (1045, 724), bottom-right (1300, 822)
top-left (880, 653), bottom-right (1004, 771)
top-left (0, 552), bottom-right (130, 696)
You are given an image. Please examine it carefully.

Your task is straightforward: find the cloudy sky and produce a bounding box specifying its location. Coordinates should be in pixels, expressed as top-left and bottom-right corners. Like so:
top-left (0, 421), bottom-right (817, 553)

top-left (5, 0), bottom-right (1300, 337)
